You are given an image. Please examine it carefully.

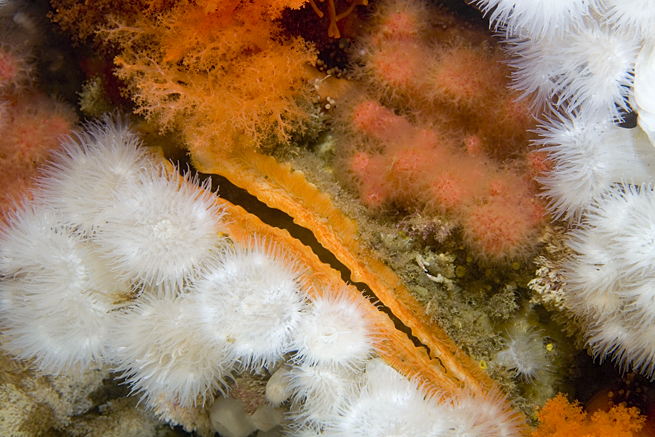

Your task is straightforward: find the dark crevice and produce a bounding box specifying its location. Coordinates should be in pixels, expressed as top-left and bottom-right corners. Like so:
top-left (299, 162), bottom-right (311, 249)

top-left (356, 282), bottom-right (433, 356)
top-left (197, 170), bottom-right (433, 359)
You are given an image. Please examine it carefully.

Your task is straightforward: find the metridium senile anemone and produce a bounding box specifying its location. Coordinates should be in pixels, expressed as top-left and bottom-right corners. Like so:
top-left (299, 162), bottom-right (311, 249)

top-left (564, 184), bottom-right (655, 376)
top-left (187, 240), bottom-right (309, 372)
top-left (109, 292), bottom-right (237, 408)
top-left (0, 202), bottom-right (122, 373)
top-left (291, 284), bottom-right (377, 371)
top-left (472, 0), bottom-right (598, 39)
top-left (474, 0), bottom-right (655, 379)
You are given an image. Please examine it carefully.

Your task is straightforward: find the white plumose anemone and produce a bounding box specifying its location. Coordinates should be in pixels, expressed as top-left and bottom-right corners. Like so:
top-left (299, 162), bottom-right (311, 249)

top-left (291, 284), bottom-right (376, 370)
top-left (444, 389), bottom-right (528, 437)
top-left (327, 358), bottom-right (449, 437)
top-left (96, 170), bottom-right (228, 296)
top-left (585, 314), bottom-right (655, 378)
top-left (534, 113), bottom-right (655, 220)
top-left (634, 38), bottom-right (655, 146)
top-left (0, 203), bottom-right (125, 374)
top-left (603, 0), bottom-right (655, 37)
top-left (564, 234), bottom-right (624, 315)
top-left (566, 185), bottom-right (655, 293)
top-left (548, 23), bottom-right (640, 121)
top-left (189, 239), bottom-right (308, 371)
top-left (109, 293), bottom-right (235, 408)
top-left (563, 185), bottom-right (655, 377)
top-left (34, 118), bottom-right (159, 235)
top-left (473, 0), bottom-right (596, 39)
top-left (496, 324), bottom-right (550, 383)
top-left (286, 364), bottom-right (361, 427)
top-left (503, 35), bottom-right (558, 109)
top-left (504, 23), bottom-right (640, 120)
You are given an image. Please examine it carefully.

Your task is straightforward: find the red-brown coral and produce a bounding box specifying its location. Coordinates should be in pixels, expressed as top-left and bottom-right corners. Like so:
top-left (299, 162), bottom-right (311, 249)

top-left (307, 0), bottom-right (368, 38)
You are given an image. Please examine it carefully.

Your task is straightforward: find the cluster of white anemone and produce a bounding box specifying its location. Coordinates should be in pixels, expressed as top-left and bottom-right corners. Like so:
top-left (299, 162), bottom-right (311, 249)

top-left (0, 119), bottom-right (524, 436)
top-left (475, 0), bottom-right (655, 378)
top-left (0, 119), bottom-right (373, 405)
top-left (268, 358), bottom-right (522, 437)
top-left (474, 0), bottom-right (655, 218)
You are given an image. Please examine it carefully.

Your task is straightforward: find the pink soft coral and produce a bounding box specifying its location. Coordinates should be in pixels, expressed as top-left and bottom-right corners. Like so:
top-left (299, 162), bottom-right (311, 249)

top-left (333, 0), bottom-right (544, 261)
top-left (0, 94), bottom-right (76, 218)
top-left (336, 94), bottom-right (543, 261)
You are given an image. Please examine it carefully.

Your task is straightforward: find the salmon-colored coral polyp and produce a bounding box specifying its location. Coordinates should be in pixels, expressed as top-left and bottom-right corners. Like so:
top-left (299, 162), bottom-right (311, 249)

top-left (370, 40), bottom-right (426, 90)
top-left (334, 0), bottom-right (542, 261)
top-left (464, 201), bottom-right (534, 259)
top-left (339, 93), bottom-right (543, 260)
top-left (351, 100), bottom-right (410, 140)
top-left (0, 51), bottom-right (18, 83)
top-left (428, 49), bottom-right (491, 105)
top-left (380, 12), bottom-right (421, 39)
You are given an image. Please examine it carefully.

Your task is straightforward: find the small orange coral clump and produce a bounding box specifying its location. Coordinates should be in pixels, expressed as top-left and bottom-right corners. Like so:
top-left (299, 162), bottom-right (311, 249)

top-left (53, 0), bottom-right (318, 159)
top-left (533, 393), bottom-right (645, 437)
top-left (49, 0), bottom-right (148, 43)
top-left (307, 0), bottom-right (368, 38)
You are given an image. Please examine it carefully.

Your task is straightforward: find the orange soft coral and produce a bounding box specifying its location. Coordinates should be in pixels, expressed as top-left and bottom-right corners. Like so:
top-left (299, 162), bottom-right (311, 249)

top-left (49, 0), bottom-right (160, 43)
top-left (51, 0), bottom-right (318, 159)
top-left (533, 393), bottom-right (645, 437)
top-left (104, 0), bottom-right (317, 160)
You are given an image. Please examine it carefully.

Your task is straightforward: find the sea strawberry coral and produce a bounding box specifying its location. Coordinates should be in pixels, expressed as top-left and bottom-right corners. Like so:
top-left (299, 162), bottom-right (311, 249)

top-left (333, 0), bottom-right (543, 261)
top-left (426, 45), bottom-right (504, 109)
top-left (336, 96), bottom-right (543, 261)
top-left (0, 43), bottom-right (31, 91)
top-left (0, 94), bottom-right (76, 217)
